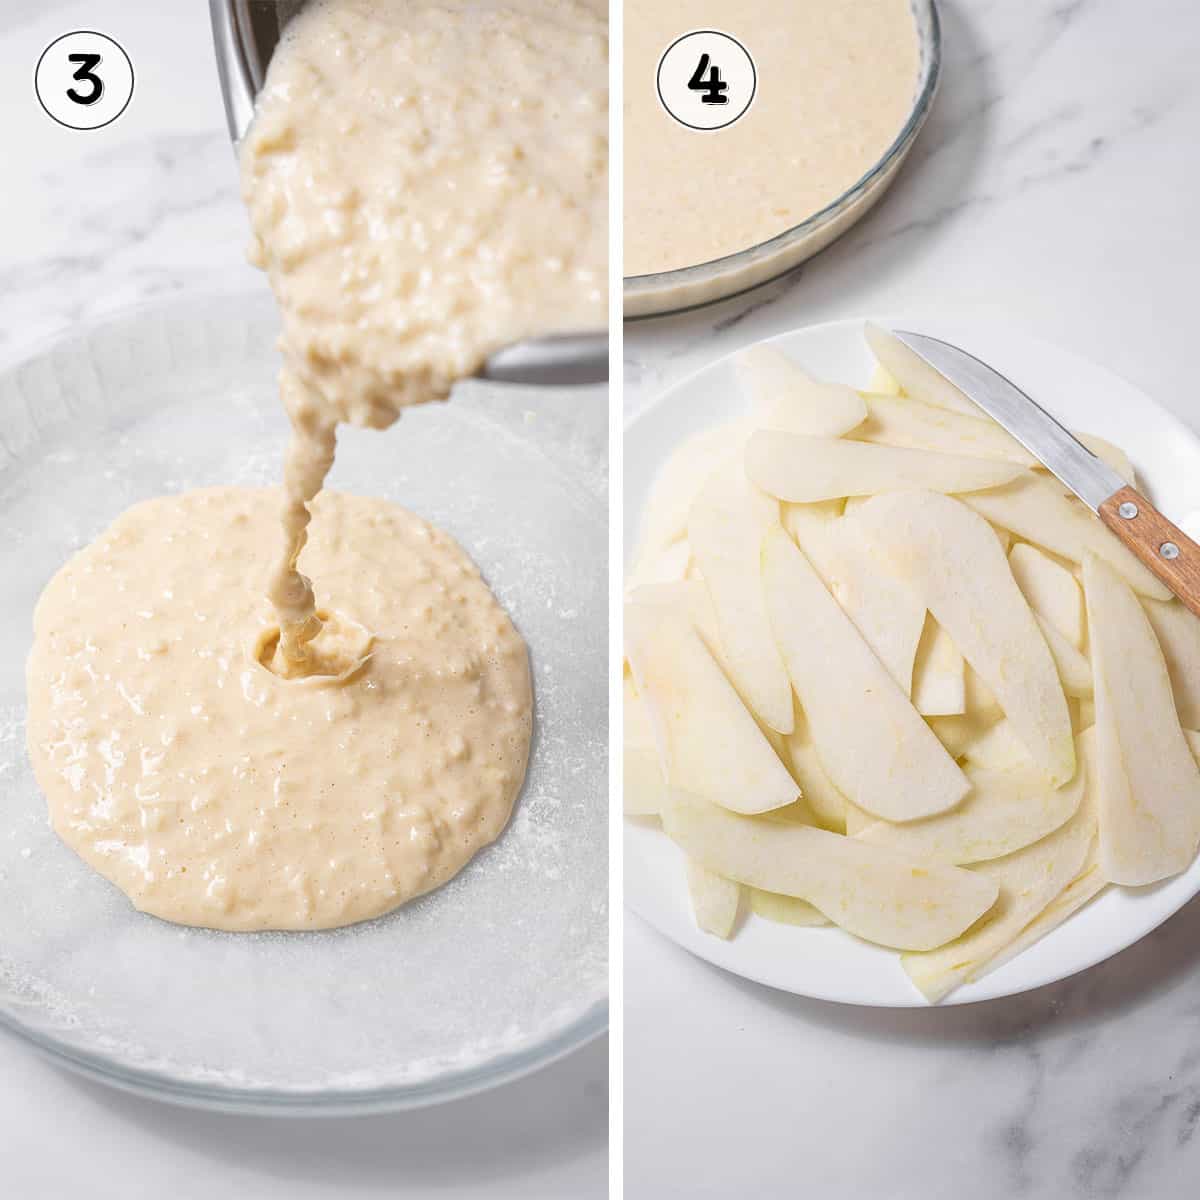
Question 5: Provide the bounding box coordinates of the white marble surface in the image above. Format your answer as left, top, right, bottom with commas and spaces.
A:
625, 1, 1200, 1197
0, 2, 605, 1197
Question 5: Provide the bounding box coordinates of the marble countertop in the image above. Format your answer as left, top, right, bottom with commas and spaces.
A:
624, 1, 1200, 1197
0, 3, 605, 1198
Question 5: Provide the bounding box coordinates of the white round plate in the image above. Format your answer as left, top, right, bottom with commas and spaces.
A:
0, 291, 607, 1110
625, 316, 1200, 1007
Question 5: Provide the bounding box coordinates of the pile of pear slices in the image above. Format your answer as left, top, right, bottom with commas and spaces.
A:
624, 324, 1200, 1003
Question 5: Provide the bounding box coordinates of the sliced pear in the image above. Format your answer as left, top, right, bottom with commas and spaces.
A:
964, 473, 1172, 600
965, 662, 1003, 722
748, 889, 829, 926
624, 600, 798, 815
843, 799, 876, 836
786, 507, 925, 695
745, 431, 1024, 504
631, 424, 742, 569
662, 798, 998, 951
623, 673, 655, 751
625, 538, 691, 594
782, 702, 849, 832
982, 838, 1106, 982
1009, 542, 1085, 649
685, 860, 741, 939
856, 760, 1085, 866
735, 346, 868, 436
912, 618, 966, 716
1082, 553, 1200, 885
928, 710, 1001, 759
867, 364, 902, 395
624, 747, 666, 816
856, 491, 1075, 785
688, 464, 793, 733
857, 393, 1035, 466
1143, 598, 1200, 728
1076, 433, 1135, 485
762, 526, 969, 821
1035, 614, 1092, 698
627, 579, 729, 675
902, 743, 1096, 1002
961, 717, 1032, 771
864, 323, 980, 416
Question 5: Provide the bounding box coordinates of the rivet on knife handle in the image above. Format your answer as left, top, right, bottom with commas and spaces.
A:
1098, 486, 1200, 618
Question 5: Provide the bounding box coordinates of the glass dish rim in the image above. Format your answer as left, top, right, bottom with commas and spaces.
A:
0, 289, 609, 1116
0, 996, 609, 1115
622, 0, 944, 315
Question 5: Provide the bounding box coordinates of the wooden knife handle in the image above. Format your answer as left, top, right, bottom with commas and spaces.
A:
1098, 485, 1200, 617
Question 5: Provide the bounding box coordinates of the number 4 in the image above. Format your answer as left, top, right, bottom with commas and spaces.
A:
687, 53, 728, 106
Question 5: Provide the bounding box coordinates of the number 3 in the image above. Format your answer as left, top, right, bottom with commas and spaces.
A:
66, 52, 104, 106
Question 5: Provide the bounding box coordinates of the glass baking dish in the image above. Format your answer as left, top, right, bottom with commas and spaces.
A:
624, 0, 942, 320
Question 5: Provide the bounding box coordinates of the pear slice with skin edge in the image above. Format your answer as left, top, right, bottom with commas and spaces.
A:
688, 462, 793, 733
745, 430, 1025, 505
1083, 552, 1200, 885
864, 323, 980, 416
624, 599, 798, 816
734, 345, 868, 437
856, 392, 1036, 467
855, 759, 1086, 866
662, 797, 999, 952
685, 859, 741, 939
901, 732, 1098, 1003
963, 473, 1172, 600
855, 490, 1075, 787
762, 525, 969, 822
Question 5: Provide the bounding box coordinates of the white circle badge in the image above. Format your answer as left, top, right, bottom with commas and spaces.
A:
35, 31, 135, 131
657, 30, 756, 132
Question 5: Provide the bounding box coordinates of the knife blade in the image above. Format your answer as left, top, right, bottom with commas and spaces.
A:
892, 330, 1124, 513
889, 328, 1200, 618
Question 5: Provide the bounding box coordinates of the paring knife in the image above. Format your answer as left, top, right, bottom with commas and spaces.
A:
893, 330, 1200, 618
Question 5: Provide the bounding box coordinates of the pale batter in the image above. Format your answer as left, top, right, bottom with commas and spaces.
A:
625, 0, 919, 276
27, 488, 533, 931
241, 0, 608, 668
26, 0, 606, 930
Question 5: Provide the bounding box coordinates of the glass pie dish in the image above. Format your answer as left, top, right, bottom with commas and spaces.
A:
623, 0, 942, 320
0, 291, 608, 1112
